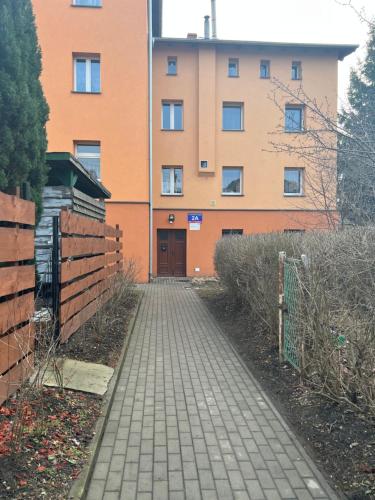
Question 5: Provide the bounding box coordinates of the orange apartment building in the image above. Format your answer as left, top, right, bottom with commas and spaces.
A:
32, 0, 356, 281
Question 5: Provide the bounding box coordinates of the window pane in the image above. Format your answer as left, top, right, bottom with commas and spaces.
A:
76, 144, 100, 155
285, 108, 302, 131
168, 58, 177, 75
284, 169, 301, 194
223, 105, 242, 130
79, 157, 100, 178
223, 168, 241, 193
91, 60, 101, 92
228, 60, 238, 77
162, 168, 171, 193
75, 59, 86, 92
222, 229, 243, 236
174, 168, 182, 194
174, 104, 183, 130
260, 61, 270, 78
162, 103, 171, 129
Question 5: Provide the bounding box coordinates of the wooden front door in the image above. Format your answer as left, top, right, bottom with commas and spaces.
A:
157, 229, 187, 277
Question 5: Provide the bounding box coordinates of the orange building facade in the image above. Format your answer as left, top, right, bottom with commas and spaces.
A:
32, 0, 356, 280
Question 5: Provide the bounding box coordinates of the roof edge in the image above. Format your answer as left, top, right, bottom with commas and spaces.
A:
154, 37, 358, 60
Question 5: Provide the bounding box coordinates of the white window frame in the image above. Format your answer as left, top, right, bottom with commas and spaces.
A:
291, 61, 302, 80
284, 167, 304, 196
222, 102, 244, 131
260, 60, 270, 79
162, 101, 183, 130
222, 167, 243, 196
228, 58, 239, 77
161, 167, 183, 195
74, 56, 101, 93
75, 142, 101, 179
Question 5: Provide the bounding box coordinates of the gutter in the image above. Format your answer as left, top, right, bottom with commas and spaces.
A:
148, 0, 153, 282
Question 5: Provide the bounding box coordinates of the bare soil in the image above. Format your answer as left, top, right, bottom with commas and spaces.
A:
195, 282, 375, 500
0, 289, 138, 499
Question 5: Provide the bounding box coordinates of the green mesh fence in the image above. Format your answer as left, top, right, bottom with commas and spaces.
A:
283, 258, 302, 370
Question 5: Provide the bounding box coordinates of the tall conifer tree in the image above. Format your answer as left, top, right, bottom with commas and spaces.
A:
339, 25, 375, 225
0, 0, 49, 218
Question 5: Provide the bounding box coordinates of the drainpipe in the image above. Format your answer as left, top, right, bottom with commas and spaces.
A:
148, 0, 153, 282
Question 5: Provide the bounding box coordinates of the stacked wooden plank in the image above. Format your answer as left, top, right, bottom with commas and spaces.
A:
59, 210, 123, 343
0, 192, 35, 405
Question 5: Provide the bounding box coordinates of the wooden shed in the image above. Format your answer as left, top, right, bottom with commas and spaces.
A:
36, 152, 111, 285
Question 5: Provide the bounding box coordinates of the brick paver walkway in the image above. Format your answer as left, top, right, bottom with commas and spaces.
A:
87, 283, 337, 500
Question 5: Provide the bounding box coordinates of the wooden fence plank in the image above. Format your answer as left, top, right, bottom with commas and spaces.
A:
60, 268, 106, 303
60, 210, 105, 237
0, 228, 34, 262
0, 266, 35, 298
0, 324, 35, 375
105, 240, 122, 253
105, 252, 123, 266
0, 354, 34, 406
61, 237, 105, 258
0, 191, 35, 225
0, 293, 34, 334
60, 280, 109, 324
104, 225, 116, 238
60, 289, 112, 343
60, 255, 105, 283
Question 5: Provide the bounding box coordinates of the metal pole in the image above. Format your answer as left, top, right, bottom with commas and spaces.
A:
211, 0, 217, 38
278, 251, 286, 363
52, 216, 60, 340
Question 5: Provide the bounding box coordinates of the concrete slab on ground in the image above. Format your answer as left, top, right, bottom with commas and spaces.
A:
42, 358, 114, 396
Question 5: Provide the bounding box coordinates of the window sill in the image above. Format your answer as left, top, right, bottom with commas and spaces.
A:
228, 75, 240, 78
284, 193, 305, 197
284, 130, 305, 134
72, 91, 102, 95
222, 129, 245, 132
71, 3, 102, 7
291, 78, 302, 81
221, 193, 244, 196
161, 129, 184, 132
161, 194, 184, 197
260, 76, 270, 79
166, 73, 177, 76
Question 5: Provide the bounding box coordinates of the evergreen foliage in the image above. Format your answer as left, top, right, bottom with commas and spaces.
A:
0, 0, 49, 219
339, 25, 375, 225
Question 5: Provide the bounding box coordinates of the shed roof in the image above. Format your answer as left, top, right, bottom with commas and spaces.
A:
46, 152, 111, 199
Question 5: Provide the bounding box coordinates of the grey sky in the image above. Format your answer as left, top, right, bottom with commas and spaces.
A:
163, 0, 375, 102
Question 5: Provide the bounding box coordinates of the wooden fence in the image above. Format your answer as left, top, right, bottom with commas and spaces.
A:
0, 192, 35, 405
58, 209, 123, 343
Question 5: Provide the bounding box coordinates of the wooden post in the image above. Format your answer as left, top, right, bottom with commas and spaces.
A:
116, 224, 121, 277
278, 252, 286, 363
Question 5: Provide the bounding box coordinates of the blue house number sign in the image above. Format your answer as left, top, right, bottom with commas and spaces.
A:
188, 213, 203, 223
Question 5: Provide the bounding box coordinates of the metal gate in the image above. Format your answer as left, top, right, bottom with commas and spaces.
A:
279, 253, 304, 370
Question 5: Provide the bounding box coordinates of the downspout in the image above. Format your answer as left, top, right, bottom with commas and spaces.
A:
148, 0, 153, 282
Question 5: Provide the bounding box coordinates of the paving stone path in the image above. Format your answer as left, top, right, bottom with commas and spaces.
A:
87, 282, 338, 500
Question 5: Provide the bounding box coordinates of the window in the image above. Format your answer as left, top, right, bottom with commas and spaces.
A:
162, 167, 183, 195
222, 229, 243, 237
222, 167, 243, 195
167, 57, 177, 75
291, 61, 302, 80
74, 56, 100, 93
284, 229, 305, 234
284, 168, 303, 195
285, 106, 303, 132
162, 101, 183, 130
73, 0, 102, 6
75, 143, 101, 179
223, 103, 243, 131
228, 58, 239, 77
260, 60, 270, 79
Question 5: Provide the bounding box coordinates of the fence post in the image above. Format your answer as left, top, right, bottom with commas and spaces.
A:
116, 224, 121, 275
278, 251, 286, 363
52, 216, 60, 340
300, 254, 309, 375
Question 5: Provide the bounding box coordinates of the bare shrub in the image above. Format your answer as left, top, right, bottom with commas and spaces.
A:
215, 229, 375, 415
